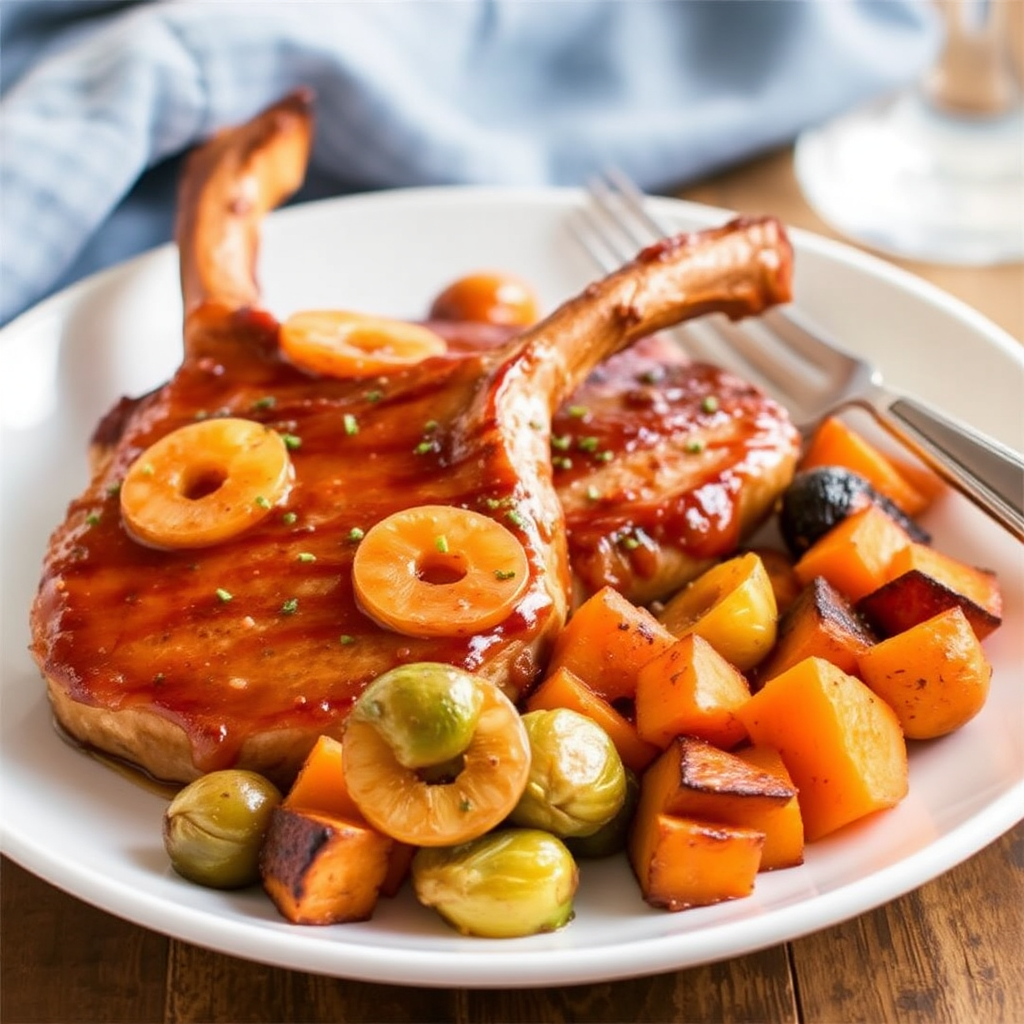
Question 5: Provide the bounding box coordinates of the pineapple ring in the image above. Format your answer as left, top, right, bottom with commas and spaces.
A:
120, 418, 293, 549
343, 675, 531, 847
352, 504, 530, 638
280, 310, 447, 378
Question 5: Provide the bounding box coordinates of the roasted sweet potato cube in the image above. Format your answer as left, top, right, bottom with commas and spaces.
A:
283, 733, 412, 897
635, 634, 750, 750
858, 568, 1001, 641
758, 576, 877, 682
636, 735, 796, 837
736, 657, 908, 841
628, 812, 764, 910
733, 745, 805, 870
547, 585, 676, 701
799, 416, 930, 516
283, 734, 362, 818
261, 806, 392, 925
793, 504, 911, 602
883, 543, 1002, 620
857, 607, 992, 739
525, 666, 660, 774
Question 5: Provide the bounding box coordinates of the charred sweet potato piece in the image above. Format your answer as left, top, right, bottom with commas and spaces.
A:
757, 576, 877, 683
736, 656, 908, 841
282, 734, 412, 897
635, 634, 750, 750
546, 586, 676, 702
857, 607, 992, 739
858, 568, 1002, 641
799, 416, 930, 516
634, 735, 796, 847
732, 745, 805, 869
628, 812, 764, 911
525, 665, 660, 774
260, 805, 393, 924
793, 504, 912, 603
883, 543, 1002, 620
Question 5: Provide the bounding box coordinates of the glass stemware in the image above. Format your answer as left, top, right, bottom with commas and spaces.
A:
794, 0, 1023, 266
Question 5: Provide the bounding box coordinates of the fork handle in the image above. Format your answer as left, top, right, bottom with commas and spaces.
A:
874, 394, 1024, 541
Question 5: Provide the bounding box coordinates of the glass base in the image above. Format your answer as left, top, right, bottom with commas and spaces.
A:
795, 91, 1024, 266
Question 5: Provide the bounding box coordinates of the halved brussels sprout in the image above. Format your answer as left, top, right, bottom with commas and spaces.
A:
509, 708, 626, 838
411, 828, 578, 937
351, 662, 484, 769
162, 769, 282, 888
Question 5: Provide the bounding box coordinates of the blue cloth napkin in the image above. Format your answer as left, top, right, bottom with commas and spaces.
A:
0, 0, 939, 327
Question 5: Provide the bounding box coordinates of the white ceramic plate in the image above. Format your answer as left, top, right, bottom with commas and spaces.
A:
2, 188, 1022, 988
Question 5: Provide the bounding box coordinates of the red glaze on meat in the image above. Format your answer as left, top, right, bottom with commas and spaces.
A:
30, 92, 796, 785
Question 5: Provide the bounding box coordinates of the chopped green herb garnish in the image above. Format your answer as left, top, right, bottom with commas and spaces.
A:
252, 395, 277, 411
414, 440, 438, 456
215, 588, 233, 603
577, 436, 599, 452
553, 456, 572, 471
459, 798, 473, 813
567, 405, 589, 419
435, 535, 449, 554
622, 536, 640, 551
348, 527, 365, 542
281, 433, 302, 450
141, 462, 155, 476
505, 509, 526, 529
551, 434, 571, 451
364, 388, 384, 403
494, 569, 517, 581
339, 634, 356, 646
85, 512, 101, 527
282, 511, 298, 526
280, 598, 299, 615
423, 419, 439, 433
595, 450, 614, 463
685, 439, 705, 454
343, 413, 359, 436
701, 395, 720, 414
586, 485, 601, 502
528, 419, 543, 431
254, 495, 271, 510
106, 481, 122, 496
297, 552, 316, 563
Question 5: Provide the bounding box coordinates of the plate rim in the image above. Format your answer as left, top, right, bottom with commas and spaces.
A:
2, 184, 1022, 988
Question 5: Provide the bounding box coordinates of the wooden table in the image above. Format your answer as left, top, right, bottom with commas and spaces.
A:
3, 147, 1022, 1024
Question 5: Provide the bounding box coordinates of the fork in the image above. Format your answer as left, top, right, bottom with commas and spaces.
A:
571, 170, 1024, 542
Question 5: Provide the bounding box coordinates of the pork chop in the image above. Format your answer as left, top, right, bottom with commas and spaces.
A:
31, 91, 795, 786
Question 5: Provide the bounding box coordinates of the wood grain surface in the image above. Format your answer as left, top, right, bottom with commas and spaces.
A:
3, 145, 1022, 1024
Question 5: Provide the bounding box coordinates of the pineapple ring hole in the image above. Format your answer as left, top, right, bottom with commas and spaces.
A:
415, 552, 469, 586
180, 465, 229, 501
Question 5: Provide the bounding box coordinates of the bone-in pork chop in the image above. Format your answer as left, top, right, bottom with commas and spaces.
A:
30, 92, 796, 786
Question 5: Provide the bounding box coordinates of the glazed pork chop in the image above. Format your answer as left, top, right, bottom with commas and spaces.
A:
31, 92, 796, 785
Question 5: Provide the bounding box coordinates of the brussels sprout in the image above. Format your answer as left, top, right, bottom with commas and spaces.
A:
351, 662, 484, 769
163, 769, 282, 888
509, 708, 626, 838
565, 767, 640, 859
412, 828, 578, 937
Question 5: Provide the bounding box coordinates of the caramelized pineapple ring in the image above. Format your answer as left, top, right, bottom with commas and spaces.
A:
343, 673, 531, 846
352, 505, 530, 638
280, 310, 447, 378
120, 418, 293, 549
